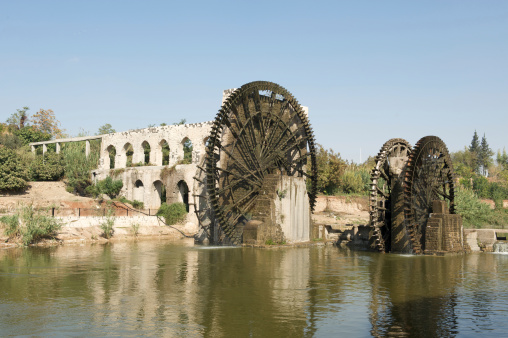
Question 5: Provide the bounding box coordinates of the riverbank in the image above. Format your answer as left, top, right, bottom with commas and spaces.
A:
0, 181, 371, 248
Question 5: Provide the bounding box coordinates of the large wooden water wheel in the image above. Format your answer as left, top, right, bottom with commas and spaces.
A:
403, 136, 456, 254
369, 138, 412, 252
204, 81, 317, 244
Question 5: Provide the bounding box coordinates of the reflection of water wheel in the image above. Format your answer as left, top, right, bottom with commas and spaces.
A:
403, 136, 455, 254
369, 138, 411, 252
205, 81, 317, 245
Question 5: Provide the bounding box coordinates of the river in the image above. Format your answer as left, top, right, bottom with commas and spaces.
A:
1, 240, 507, 337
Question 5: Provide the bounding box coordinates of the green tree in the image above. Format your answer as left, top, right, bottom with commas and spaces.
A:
173, 119, 186, 125
13, 126, 52, 145
0, 146, 30, 192
182, 139, 193, 164
30, 109, 64, 138
6, 107, 30, 130
0, 133, 25, 150
85, 177, 123, 199
61, 140, 100, 195
314, 144, 347, 195
479, 134, 494, 176
30, 152, 64, 181
497, 148, 508, 171
96, 123, 116, 135
469, 130, 480, 174
451, 147, 477, 179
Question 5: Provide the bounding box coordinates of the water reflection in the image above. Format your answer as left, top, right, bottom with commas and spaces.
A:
1, 243, 508, 336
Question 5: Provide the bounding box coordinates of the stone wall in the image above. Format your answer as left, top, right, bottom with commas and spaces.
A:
275, 175, 311, 243
424, 201, 465, 254
98, 122, 212, 170
244, 174, 311, 245
92, 122, 213, 216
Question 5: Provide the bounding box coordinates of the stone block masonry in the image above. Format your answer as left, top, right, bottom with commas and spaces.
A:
424, 200, 465, 254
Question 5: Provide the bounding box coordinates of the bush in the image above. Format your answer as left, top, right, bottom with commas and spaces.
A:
30, 152, 64, 181
338, 167, 370, 195
62, 140, 100, 195
0, 133, 24, 150
455, 188, 493, 228
131, 200, 144, 209
85, 177, 123, 199
13, 126, 51, 145
0, 205, 62, 245
157, 202, 187, 225
0, 146, 30, 192
100, 210, 115, 239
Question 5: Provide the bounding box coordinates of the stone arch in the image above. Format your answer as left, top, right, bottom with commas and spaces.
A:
142, 140, 151, 164
124, 142, 134, 167
177, 180, 189, 212
106, 145, 116, 169
203, 136, 209, 146
153, 180, 166, 207
133, 179, 144, 203
181, 137, 193, 164
160, 139, 170, 166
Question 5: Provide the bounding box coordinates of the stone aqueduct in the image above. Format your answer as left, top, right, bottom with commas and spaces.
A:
31, 121, 214, 220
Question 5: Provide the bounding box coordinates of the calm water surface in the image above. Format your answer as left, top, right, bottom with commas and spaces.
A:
1, 240, 507, 337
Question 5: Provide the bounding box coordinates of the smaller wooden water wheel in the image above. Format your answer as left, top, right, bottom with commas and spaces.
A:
369, 138, 411, 252
403, 136, 455, 254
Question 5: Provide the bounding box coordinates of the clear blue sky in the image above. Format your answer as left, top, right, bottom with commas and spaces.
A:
1, 0, 507, 162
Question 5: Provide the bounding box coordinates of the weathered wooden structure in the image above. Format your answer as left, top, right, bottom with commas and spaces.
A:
194, 81, 317, 245
369, 136, 465, 254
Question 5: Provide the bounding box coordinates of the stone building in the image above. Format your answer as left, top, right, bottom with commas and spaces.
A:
92, 121, 212, 213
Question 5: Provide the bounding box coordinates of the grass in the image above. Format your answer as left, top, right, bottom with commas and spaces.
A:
117, 196, 144, 209
131, 223, 140, 236
100, 209, 115, 239
265, 239, 286, 245
0, 205, 62, 245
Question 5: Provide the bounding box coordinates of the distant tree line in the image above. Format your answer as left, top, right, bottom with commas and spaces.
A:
0, 107, 112, 194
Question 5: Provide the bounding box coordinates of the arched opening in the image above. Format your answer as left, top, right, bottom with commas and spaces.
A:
153, 180, 166, 207
203, 137, 209, 146
133, 179, 144, 203
142, 141, 150, 164
182, 137, 193, 164
107, 145, 116, 169
124, 143, 133, 167
177, 180, 189, 212
160, 140, 170, 165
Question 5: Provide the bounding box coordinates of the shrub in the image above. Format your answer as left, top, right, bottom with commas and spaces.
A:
455, 187, 492, 228
339, 169, 365, 194
131, 223, 140, 236
0, 146, 30, 192
116, 196, 143, 209
0, 133, 24, 150
13, 126, 51, 145
0, 205, 62, 245
100, 209, 115, 239
131, 200, 144, 209
85, 177, 123, 199
62, 140, 100, 195
30, 152, 64, 181
157, 202, 187, 225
